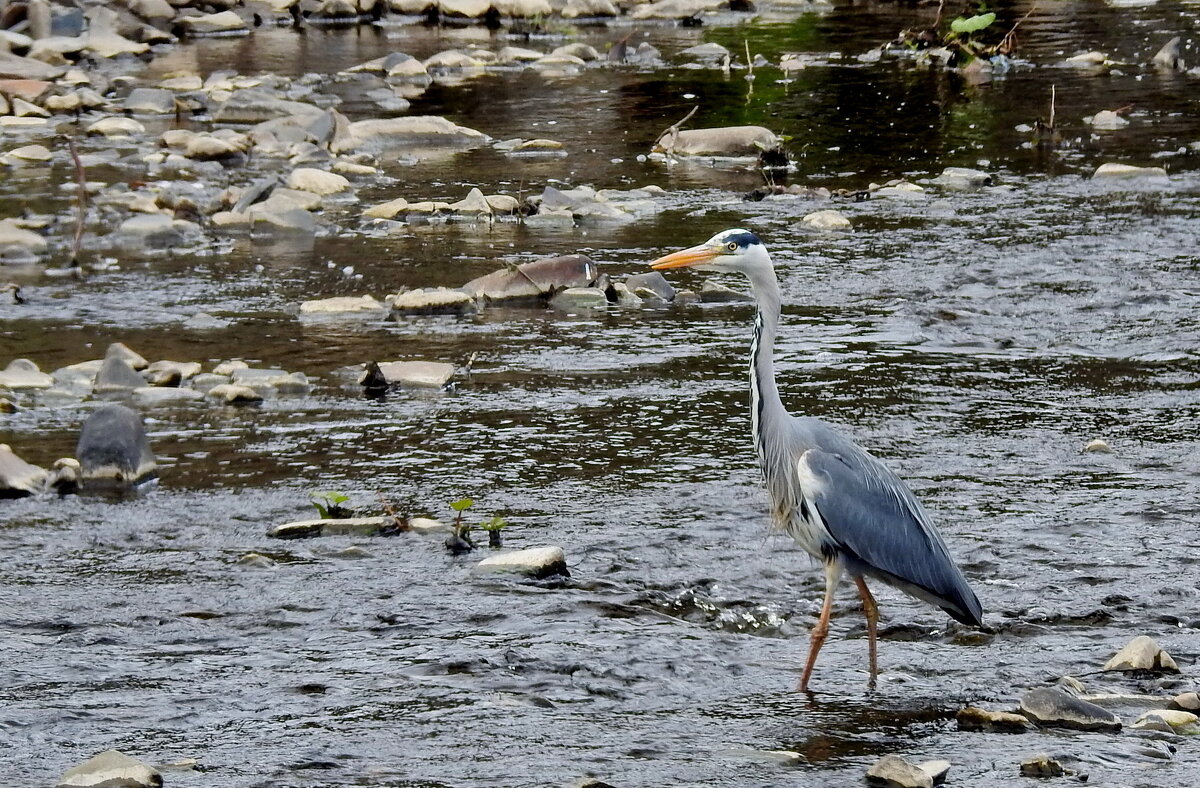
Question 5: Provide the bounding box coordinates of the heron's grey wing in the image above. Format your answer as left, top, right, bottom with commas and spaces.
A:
798, 448, 983, 626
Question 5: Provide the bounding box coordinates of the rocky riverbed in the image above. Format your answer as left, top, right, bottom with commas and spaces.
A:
3, 0, 1200, 785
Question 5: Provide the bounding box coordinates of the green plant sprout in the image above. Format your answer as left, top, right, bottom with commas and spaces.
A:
310, 491, 351, 519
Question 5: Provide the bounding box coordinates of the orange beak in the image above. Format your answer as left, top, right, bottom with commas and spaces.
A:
650, 244, 719, 270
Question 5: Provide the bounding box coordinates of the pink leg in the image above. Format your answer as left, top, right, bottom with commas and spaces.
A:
798, 562, 842, 692
854, 576, 879, 688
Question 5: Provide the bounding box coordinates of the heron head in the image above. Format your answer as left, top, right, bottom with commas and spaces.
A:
650, 228, 768, 275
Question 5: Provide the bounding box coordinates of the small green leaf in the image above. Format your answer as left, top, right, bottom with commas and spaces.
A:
481, 516, 507, 531
450, 498, 474, 512
951, 13, 996, 34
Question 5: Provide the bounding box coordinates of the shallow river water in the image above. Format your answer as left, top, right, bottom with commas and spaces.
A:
2, 1, 1200, 786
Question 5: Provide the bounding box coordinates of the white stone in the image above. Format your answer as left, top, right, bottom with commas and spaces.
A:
1092, 163, 1169, 182
56, 750, 161, 788
449, 187, 492, 216
1132, 709, 1198, 732
300, 295, 387, 314
287, 167, 351, 196
864, 754, 933, 788
473, 546, 569, 578
177, 11, 249, 35
1103, 635, 1179, 672
364, 197, 409, 219
801, 209, 851, 230
0, 219, 48, 256
931, 167, 993, 189
0, 359, 53, 389
1089, 110, 1129, 130
389, 287, 475, 314
87, 117, 146, 138
206, 383, 264, 404
374, 360, 454, 387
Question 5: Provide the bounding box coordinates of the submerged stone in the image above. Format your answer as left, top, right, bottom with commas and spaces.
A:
801, 209, 852, 230
1019, 687, 1121, 731
473, 546, 569, 579
1019, 754, 1064, 778
389, 287, 476, 315
367, 360, 455, 387
931, 167, 994, 190
1102, 635, 1179, 673
462, 254, 598, 303
300, 295, 387, 314
56, 749, 162, 788
0, 444, 47, 498
956, 706, 1035, 733
550, 287, 608, 311
865, 754, 932, 788
625, 272, 675, 302
268, 516, 401, 539
0, 358, 53, 389
76, 404, 157, 488
654, 125, 778, 156
331, 116, 488, 154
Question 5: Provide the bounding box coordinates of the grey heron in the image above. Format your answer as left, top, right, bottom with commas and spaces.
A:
651, 229, 983, 691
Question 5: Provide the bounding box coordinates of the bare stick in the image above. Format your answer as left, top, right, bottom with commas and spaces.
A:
1049, 84, 1055, 130
66, 137, 87, 268
656, 105, 698, 155
745, 39, 753, 74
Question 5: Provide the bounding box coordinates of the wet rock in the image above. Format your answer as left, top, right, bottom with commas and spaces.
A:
389, 287, 477, 315
625, 272, 675, 302
463, 254, 598, 303
142, 361, 201, 387
1084, 438, 1111, 453
1092, 162, 1170, 183
632, 0, 722, 20
680, 42, 731, 63
237, 552, 275, 568
497, 0, 554, 15
551, 287, 608, 311
1152, 37, 1184, 71
956, 706, 1035, 733
700, 280, 753, 303
498, 138, 566, 156
287, 167, 350, 196
48, 457, 80, 495
523, 209, 574, 229
268, 516, 400, 539
917, 761, 950, 786
449, 187, 492, 218
94, 353, 146, 394
486, 194, 519, 215
1019, 754, 1064, 778
1131, 709, 1198, 732
76, 404, 157, 487
332, 115, 488, 154
367, 360, 455, 387
231, 368, 309, 395
473, 546, 569, 579
250, 207, 316, 234
1102, 635, 1179, 673
654, 125, 779, 156
56, 749, 162, 788
205, 383, 264, 404
610, 282, 642, 307
865, 754, 932, 788
440, 0, 491, 16
561, 0, 618, 16
87, 116, 146, 138
0, 219, 48, 260
0, 358, 53, 389
177, 11, 249, 36
300, 295, 387, 314
114, 214, 184, 249
931, 167, 993, 189
0, 51, 66, 80
409, 517, 449, 534
2, 144, 53, 164
1167, 691, 1200, 711
364, 197, 409, 219
214, 360, 249, 376
1019, 686, 1122, 731
801, 209, 851, 230
132, 386, 204, 407
312, 0, 364, 18
185, 134, 246, 161
1089, 110, 1128, 130
10, 97, 49, 118
216, 89, 320, 124
0, 444, 47, 498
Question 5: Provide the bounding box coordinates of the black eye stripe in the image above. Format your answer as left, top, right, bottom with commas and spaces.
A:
721, 231, 762, 249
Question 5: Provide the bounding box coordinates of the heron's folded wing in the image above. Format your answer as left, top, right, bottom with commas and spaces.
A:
799, 448, 983, 625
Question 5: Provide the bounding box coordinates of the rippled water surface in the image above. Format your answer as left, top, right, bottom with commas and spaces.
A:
3, 1, 1200, 786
